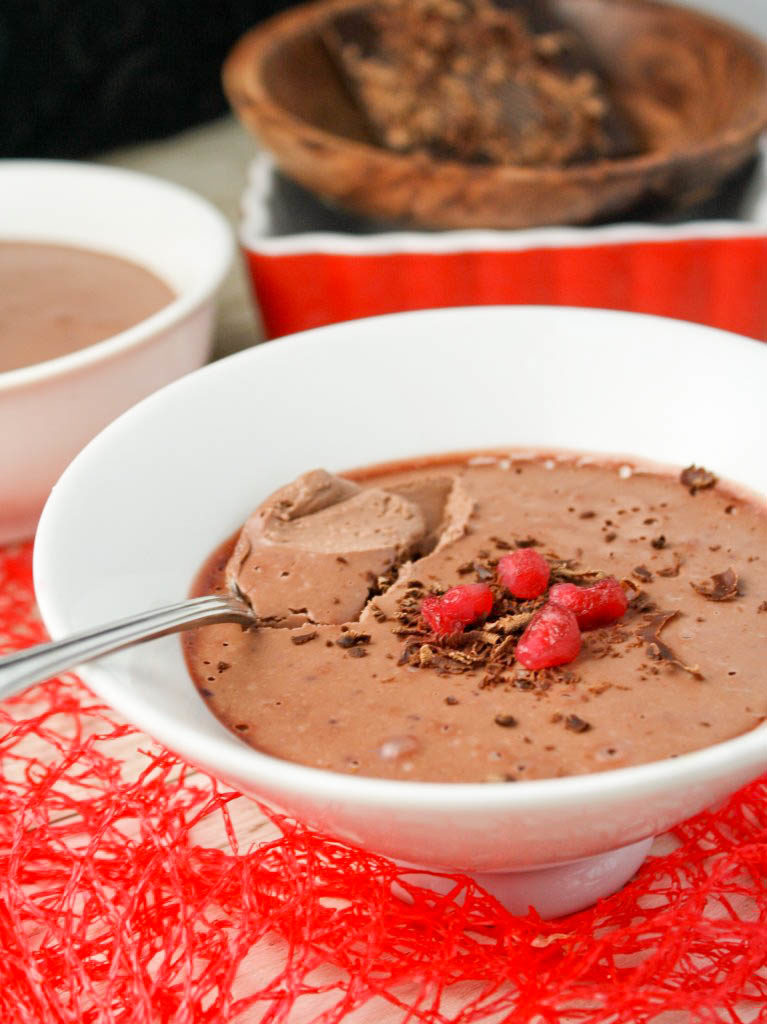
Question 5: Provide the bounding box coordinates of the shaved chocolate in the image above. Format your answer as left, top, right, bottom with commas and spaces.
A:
637, 611, 703, 679
564, 714, 591, 733
490, 536, 513, 550
680, 465, 718, 495
690, 568, 740, 602
651, 535, 667, 550
291, 631, 318, 646
632, 566, 654, 583
494, 713, 518, 728
759, 601, 767, 614
336, 631, 371, 648
657, 555, 683, 579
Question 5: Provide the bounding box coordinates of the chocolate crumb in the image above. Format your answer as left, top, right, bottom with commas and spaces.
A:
216, 661, 231, 672
632, 565, 654, 583
579, 510, 596, 519
199, 688, 213, 698
457, 561, 475, 575
758, 601, 767, 613
445, 696, 459, 705
234, 723, 249, 732
657, 555, 683, 578
515, 537, 539, 548
336, 631, 371, 648
680, 465, 718, 495
490, 536, 513, 550
347, 647, 368, 659
336, 556, 348, 565
651, 535, 666, 550
494, 713, 518, 728
690, 568, 740, 602
565, 714, 591, 733
291, 631, 318, 646
605, 532, 617, 543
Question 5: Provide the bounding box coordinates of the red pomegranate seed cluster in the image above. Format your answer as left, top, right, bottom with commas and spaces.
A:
420, 550, 629, 670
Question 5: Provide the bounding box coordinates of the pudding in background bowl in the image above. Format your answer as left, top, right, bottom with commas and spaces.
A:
0, 160, 232, 543
32, 307, 767, 917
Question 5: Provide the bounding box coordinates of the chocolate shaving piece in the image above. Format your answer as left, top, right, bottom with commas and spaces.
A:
637, 611, 703, 679
336, 631, 371, 648
515, 537, 539, 548
418, 644, 435, 667
216, 661, 231, 672
291, 631, 318, 646
605, 532, 617, 543
485, 611, 536, 635
494, 713, 518, 728
457, 561, 475, 575
564, 714, 591, 733
370, 603, 388, 623
578, 510, 596, 519
680, 465, 718, 495
690, 568, 740, 602
490, 536, 513, 550
657, 555, 683, 578
347, 646, 368, 658
632, 566, 654, 583
445, 696, 459, 705
550, 562, 608, 584
651, 535, 667, 550
758, 601, 767, 614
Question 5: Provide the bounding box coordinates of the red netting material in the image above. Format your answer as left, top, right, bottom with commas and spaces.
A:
2, 541, 767, 1023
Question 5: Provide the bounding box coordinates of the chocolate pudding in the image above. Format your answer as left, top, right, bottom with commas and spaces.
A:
0, 241, 175, 372
184, 452, 767, 782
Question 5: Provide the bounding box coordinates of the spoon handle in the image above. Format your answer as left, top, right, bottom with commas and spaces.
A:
0, 594, 252, 701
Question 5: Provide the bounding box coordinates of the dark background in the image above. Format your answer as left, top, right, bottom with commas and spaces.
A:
0, 1, 295, 158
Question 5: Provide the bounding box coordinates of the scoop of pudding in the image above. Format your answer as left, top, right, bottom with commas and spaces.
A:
226, 469, 473, 626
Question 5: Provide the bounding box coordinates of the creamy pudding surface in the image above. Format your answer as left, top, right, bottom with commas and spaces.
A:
0, 241, 175, 372
184, 453, 767, 783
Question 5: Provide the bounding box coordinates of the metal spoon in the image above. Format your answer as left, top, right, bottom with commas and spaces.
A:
0, 592, 254, 701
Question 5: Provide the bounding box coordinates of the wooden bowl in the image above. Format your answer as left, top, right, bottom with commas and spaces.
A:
223, 0, 767, 230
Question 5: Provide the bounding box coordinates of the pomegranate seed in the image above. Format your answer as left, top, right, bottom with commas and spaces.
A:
497, 548, 550, 599
421, 583, 494, 636
548, 577, 628, 631
515, 602, 581, 670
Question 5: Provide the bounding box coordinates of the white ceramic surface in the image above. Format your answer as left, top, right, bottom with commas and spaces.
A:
33, 307, 767, 917
0, 160, 232, 543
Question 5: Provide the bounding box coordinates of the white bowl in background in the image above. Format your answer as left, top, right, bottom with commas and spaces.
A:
0, 160, 232, 543
33, 307, 767, 917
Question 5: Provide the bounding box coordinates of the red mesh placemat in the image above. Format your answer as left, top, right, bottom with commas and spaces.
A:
2, 540, 767, 1023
